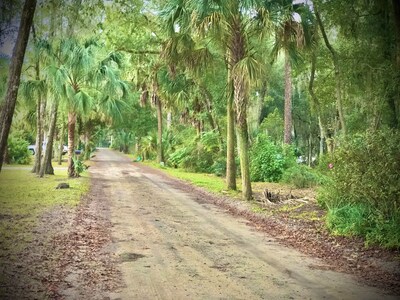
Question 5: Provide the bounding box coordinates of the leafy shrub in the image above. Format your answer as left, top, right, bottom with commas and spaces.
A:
211, 157, 226, 177
314, 153, 334, 175
249, 136, 295, 182
168, 147, 191, 168
281, 164, 319, 188
7, 135, 31, 164
72, 156, 86, 176
365, 212, 400, 249
318, 129, 400, 248
167, 130, 222, 173
259, 108, 284, 144
318, 129, 400, 215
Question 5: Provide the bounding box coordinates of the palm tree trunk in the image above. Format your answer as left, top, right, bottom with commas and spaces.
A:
234, 74, 252, 200
0, 0, 37, 172
67, 111, 76, 177
284, 49, 292, 144
39, 101, 58, 177
226, 72, 237, 190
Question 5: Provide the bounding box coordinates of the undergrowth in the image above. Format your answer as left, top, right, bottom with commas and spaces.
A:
318, 129, 400, 249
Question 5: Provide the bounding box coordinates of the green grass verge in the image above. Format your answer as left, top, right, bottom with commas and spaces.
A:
0, 167, 89, 252
141, 160, 241, 197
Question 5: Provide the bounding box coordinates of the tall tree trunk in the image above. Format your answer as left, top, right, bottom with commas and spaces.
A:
31, 24, 45, 174
58, 122, 65, 165
39, 101, 58, 177
67, 111, 76, 177
308, 51, 326, 157
234, 74, 252, 200
226, 69, 237, 190
318, 116, 325, 157
152, 77, 164, 163
315, 7, 346, 135
284, 49, 292, 144
155, 96, 164, 163
0, 0, 37, 172
32, 91, 43, 174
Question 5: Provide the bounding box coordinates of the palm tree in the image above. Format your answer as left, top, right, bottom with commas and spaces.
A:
49, 38, 128, 177
20, 35, 52, 174
267, 0, 315, 144
162, 0, 262, 200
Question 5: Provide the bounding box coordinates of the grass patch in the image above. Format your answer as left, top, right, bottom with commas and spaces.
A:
250, 204, 267, 214
0, 167, 89, 252
325, 203, 400, 249
277, 203, 304, 213
291, 210, 322, 221
142, 161, 241, 197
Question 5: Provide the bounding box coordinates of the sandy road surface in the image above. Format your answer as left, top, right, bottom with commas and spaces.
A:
80, 148, 394, 299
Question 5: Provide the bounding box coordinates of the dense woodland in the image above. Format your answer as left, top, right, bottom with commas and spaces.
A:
0, 0, 399, 248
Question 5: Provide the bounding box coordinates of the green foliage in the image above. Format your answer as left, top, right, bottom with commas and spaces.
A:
365, 212, 400, 249
168, 147, 191, 168
211, 157, 227, 177
318, 129, 400, 214
249, 136, 295, 182
110, 129, 134, 153
318, 129, 400, 248
6, 134, 31, 165
326, 204, 400, 249
260, 105, 284, 144
72, 156, 86, 176
140, 134, 157, 160
281, 164, 319, 188
166, 130, 222, 174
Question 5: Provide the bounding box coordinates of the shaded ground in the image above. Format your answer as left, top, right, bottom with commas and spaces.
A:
1, 148, 399, 299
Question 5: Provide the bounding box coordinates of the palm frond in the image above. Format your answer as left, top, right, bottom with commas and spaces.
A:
232, 50, 264, 87
19, 79, 46, 102
74, 89, 93, 114
101, 51, 124, 68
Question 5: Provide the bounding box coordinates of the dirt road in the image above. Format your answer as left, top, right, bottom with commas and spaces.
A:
60, 148, 396, 299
